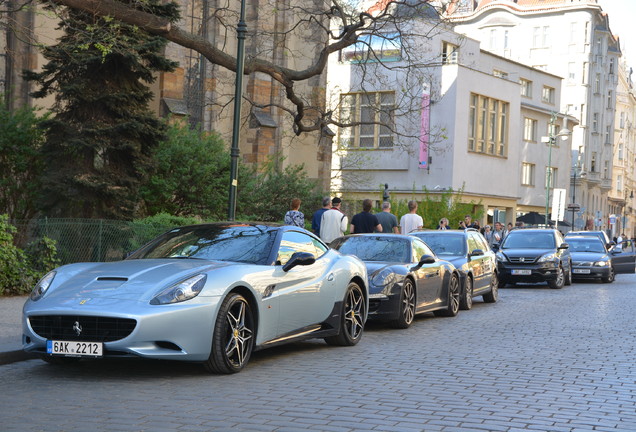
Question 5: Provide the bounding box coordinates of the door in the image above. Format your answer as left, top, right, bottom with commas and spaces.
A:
412, 238, 445, 308
273, 231, 335, 337
611, 239, 636, 274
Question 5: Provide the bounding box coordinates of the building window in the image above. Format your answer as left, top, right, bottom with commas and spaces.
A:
542, 86, 555, 104
580, 104, 586, 125
567, 63, 576, 83
545, 167, 558, 189
442, 41, 459, 64
522, 163, 535, 186
594, 73, 601, 93
609, 58, 615, 75
569, 22, 577, 45
617, 175, 623, 192
338, 91, 395, 148
604, 160, 609, 179
582, 62, 589, 84
591, 152, 597, 172
468, 93, 509, 156
520, 79, 532, 97
592, 113, 598, 133
493, 69, 508, 79
619, 142, 624, 160
607, 90, 613, 109
341, 33, 402, 63
524, 118, 537, 142
605, 125, 611, 144
620, 112, 625, 128
532, 26, 550, 48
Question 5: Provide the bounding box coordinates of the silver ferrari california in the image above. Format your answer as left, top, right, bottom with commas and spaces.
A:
23, 223, 368, 373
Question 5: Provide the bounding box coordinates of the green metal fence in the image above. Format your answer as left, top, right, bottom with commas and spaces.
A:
12, 219, 175, 265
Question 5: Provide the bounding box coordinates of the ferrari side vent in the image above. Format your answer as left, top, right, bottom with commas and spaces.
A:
29, 315, 136, 342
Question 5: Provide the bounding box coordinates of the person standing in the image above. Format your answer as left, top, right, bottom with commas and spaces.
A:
482, 224, 494, 244
375, 201, 399, 234
351, 199, 382, 234
320, 197, 348, 243
437, 218, 449, 230
311, 197, 331, 235
284, 198, 304, 227
492, 221, 505, 246
400, 200, 424, 234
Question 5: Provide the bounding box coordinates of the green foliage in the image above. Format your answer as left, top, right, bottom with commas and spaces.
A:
25, 1, 179, 220
0, 101, 48, 220
375, 185, 483, 229
237, 156, 322, 223
0, 215, 59, 296
141, 122, 231, 219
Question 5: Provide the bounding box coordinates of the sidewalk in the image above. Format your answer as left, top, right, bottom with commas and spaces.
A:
0, 295, 36, 364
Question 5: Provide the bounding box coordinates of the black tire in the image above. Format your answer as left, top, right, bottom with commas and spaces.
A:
203, 293, 255, 374
483, 272, 499, 303
602, 266, 615, 283
434, 273, 460, 317
325, 282, 366, 346
547, 266, 565, 289
459, 275, 473, 311
391, 278, 416, 329
564, 263, 572, 286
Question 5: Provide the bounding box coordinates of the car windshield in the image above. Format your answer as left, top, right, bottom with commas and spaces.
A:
335, 236, 411, 263
411, 233, 466, 256
567, 239, 606, 253
128, 225, 277, 264
502, 232, 555, 249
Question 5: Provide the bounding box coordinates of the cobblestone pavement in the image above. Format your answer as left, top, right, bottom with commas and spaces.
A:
2, 274, 636, 432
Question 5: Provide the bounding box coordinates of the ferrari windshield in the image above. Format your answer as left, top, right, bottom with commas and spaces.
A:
129, 225, 277, 264
411, 233, 466, 256
335, 236, 411, 263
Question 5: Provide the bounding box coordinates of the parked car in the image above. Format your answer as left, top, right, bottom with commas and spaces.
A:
23, 223, 368, 374
493, 228, 572, 289
330, 234, 460, 329
409, 229, 498, 310
565, 230, 613, 250
566, 235, 636, 282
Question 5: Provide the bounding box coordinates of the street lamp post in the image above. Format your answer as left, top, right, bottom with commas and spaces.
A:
227, 0, 248, 221
542, 113, 571, 227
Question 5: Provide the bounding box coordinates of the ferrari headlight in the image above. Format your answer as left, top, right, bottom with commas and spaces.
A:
371, 268, 397, 287
593, 260, 609, 267
538, 253, 557, 263
150, 274, 207, 305
30, 271, 56, 301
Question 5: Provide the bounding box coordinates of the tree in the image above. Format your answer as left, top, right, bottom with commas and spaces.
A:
141, 121, 231, 220
25, 0, 180, 219
43, 0, 452, 142
0, 101, 47, 221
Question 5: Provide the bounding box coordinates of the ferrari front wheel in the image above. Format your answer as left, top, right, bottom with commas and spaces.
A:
325, 282, 366, 346
204, 293, 254, 374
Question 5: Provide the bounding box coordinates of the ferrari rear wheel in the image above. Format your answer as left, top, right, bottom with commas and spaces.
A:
204, 293, 254, 374
391, 278, 416, 329
434, 273, 460, 317
325, 281, 366, 346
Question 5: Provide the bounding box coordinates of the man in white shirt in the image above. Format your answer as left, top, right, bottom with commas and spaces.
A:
400, 200, 423, 234
320, 197, 348, 244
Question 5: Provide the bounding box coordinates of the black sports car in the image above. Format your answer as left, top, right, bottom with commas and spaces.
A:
330, 234, 460, 329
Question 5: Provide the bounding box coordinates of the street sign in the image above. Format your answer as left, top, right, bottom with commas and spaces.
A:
551, 188, 567, 221
567, 203, 581, 211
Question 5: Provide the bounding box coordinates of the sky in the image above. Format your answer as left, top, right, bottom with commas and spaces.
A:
598, 0, 636, 70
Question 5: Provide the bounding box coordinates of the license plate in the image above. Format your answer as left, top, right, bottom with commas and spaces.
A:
511, 269, 532, 275
47, 340, 103, 357
573, 269, 591, 274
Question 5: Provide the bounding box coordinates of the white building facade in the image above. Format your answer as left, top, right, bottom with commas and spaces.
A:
327, 10, 573, 226
447, 0, 621, 231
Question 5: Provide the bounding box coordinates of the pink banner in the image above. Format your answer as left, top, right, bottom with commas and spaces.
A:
419, 86, 430, 169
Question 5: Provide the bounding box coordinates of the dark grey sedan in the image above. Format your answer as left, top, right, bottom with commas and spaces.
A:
568, 236, 635, 282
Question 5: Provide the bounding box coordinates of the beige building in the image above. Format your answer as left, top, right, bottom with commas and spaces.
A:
446, 0, 622, 232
